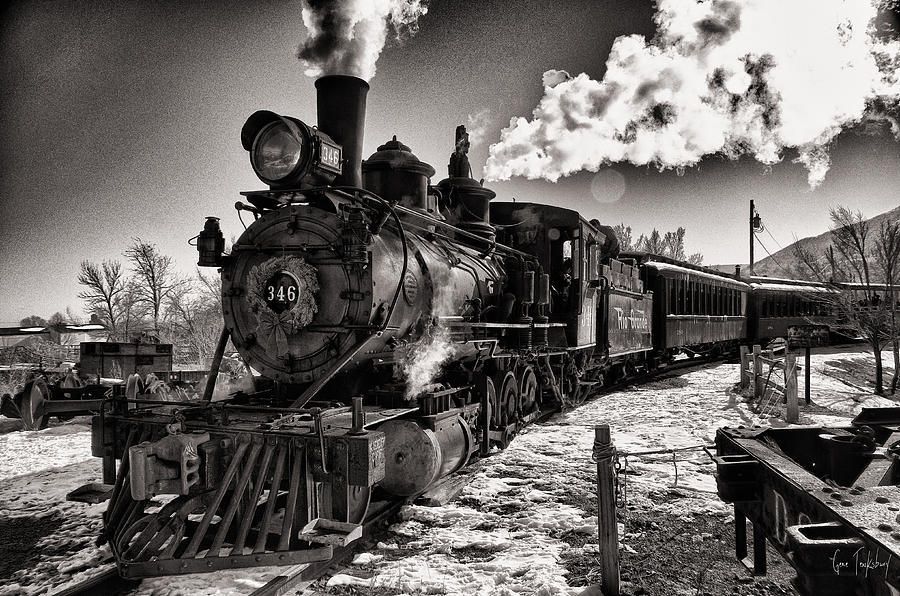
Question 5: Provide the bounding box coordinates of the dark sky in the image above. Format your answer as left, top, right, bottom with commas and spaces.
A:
2, 0, 899, 323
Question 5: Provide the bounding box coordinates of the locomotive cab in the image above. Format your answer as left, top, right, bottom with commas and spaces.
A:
492, 203, 607, 348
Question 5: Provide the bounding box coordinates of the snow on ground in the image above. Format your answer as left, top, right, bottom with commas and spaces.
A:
0, 420, 93, 479
0, 345, 893, 595
0, 422, 291, 595
315, 347, 893, 595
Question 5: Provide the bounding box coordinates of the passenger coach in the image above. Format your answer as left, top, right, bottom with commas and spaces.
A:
747, 277, 833, 343
621, 253, 749, 358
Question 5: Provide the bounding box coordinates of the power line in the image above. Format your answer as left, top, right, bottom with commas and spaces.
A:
754, 232, 790, 275
764, 225, 784, 251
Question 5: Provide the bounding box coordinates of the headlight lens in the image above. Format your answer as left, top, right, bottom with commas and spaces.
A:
252, 121, 303, 182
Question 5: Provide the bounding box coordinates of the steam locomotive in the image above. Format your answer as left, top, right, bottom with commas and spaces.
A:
84, 75, 829, 578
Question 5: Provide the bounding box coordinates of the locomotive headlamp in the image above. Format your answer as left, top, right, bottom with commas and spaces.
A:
241, 110, 343, 189
253, 120, 304, 182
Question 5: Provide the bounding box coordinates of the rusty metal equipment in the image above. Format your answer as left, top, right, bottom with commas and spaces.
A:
2, 342, 180, 430
715, 409, 900, 595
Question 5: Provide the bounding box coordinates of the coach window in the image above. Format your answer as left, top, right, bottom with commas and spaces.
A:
684, 280, 694, 315
696, 281, 701, 314
689, 280, 695, 314
668, 279, 675, 314
679, 279, 686, 314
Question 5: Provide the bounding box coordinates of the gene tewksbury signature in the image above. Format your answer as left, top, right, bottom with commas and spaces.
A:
830, 547, 892, 577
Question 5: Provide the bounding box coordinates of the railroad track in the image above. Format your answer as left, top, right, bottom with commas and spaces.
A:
47, 353, 727, 596
49, 497, 407, 596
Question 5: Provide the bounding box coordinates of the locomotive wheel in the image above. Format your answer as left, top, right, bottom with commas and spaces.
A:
518, 366, 538, 415
18, 379, 49, 431
497, 371, 519, 426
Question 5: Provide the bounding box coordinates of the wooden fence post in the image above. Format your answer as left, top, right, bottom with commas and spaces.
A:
594, 425, 620, 596
740, 345, 750, 389
785, 352, 799, 424
753, 345, 762, 399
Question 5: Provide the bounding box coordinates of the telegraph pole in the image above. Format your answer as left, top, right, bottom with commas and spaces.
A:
749, 200, 762, 276
749, 199, 755, 276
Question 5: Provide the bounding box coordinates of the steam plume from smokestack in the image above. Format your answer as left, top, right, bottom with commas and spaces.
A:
298, 0, 428, 82
484, 0, 900, 188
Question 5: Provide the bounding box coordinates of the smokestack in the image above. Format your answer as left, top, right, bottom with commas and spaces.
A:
316, 75, 369, 188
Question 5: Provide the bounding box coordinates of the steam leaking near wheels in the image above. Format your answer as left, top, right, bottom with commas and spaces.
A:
402, 272, 459, 400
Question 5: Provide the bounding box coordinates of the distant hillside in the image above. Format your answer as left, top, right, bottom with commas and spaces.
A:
746, 205, 900, 280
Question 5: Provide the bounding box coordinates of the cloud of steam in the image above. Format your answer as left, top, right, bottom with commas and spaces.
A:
466, 109, 492, 148
297, 0, 428, 81
402, 273, 458, 399
484, 0, 900, 188
402, 325, 456, 399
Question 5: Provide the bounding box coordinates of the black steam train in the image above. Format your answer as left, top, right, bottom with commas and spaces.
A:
84, 75, 830, 578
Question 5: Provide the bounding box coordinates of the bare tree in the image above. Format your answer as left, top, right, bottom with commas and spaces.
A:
19, 315, 47, 327
118, 280, 151, 342
829, 207, 872, 289
794, 206, 895, 395
77, 260, 125, 338
875, 219, 900, 393
630, 226, 704, 264
165, 270, 223, 364
637, 229, 666, 254
613, 223, 633, 251
125, 238, 181, 338
663, 228, 687, 260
